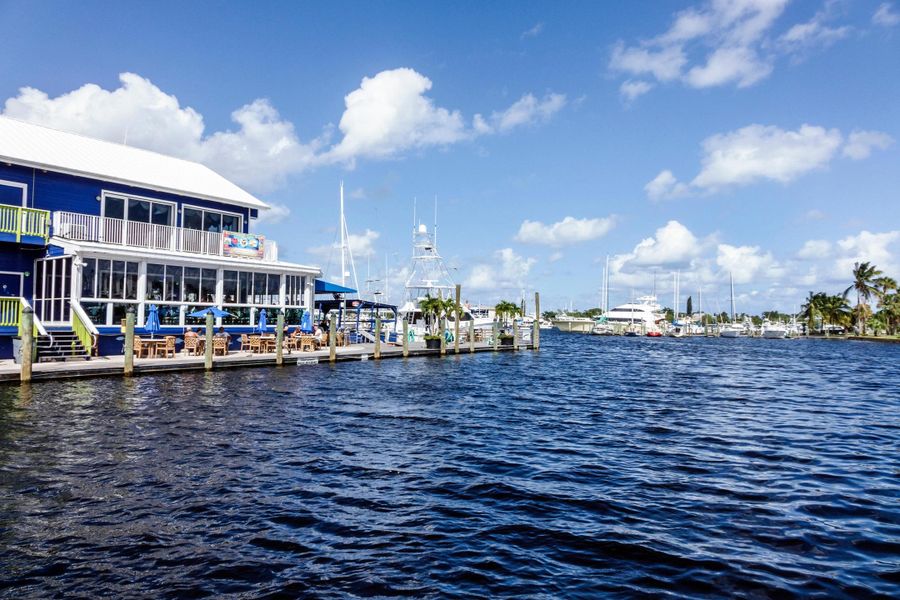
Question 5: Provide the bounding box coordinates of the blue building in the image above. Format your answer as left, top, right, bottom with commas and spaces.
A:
0, 116, 320, 360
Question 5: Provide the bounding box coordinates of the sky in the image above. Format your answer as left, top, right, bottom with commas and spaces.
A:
2, 0, 899, 314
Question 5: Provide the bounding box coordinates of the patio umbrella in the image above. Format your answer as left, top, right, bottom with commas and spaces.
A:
299, 309, 312, 333
146, 304, 161, 339
257, 308, 268, 333
188, 306, 233, 318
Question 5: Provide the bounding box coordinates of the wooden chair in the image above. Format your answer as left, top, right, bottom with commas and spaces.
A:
248, 335, 262, 353
133, 337, 151, 358
300, 335, 316, 352
239, 334, 251, 353
183, 335, 199, 356
160, 336, 176, 358
213, 337, 228, 356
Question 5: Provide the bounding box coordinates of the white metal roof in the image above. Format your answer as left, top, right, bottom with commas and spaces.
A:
0, 116, 269, 211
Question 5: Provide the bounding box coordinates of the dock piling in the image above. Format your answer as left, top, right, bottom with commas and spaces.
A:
275, 311, 284, 366
20, 306, 33, 383
469, 320, 474, 353
402, 319, 409, 357
533, 292, 541, 350
374, 315, 381, 359
440, 317, 446, 355
124, 307, 135, 376
204, 312, 213, 371
492, 321, 499, 352
454, 284, 461, 354
329, 314, 336, 362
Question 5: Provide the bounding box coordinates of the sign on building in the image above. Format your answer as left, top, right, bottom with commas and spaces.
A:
222, 231, 265, 259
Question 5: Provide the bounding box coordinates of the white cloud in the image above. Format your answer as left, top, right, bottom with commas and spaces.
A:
609, 0, 854, 96
466, 248, 536, 291
307, 229, 380, 264
515, 216, 615, 246
619, 80, 655, 101
716, 243, 781, 284
521, 22, 544, 39
548, 251, 564, 263
2, 73, 324, 194
254, 202, 291, 224
803, 209, 827, 221
645, 123, 893, 198
797, 239, 832, 259
475, 93, 567, 134
842, 130, 894, 160
645, 169, 689, 200
624, 220, 703, 267
873, 3, 900, 27
3, 69, 566, 196
834, 230, 900, 277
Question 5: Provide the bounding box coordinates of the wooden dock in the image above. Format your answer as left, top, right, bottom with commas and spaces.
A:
0, 341, 533, 384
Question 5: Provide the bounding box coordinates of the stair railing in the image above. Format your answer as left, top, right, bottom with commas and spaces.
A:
71, 301, 99, 357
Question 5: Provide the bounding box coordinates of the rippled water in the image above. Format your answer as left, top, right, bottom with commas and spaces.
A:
1, 333, 899, 598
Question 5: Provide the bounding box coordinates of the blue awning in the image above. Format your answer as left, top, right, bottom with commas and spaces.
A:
315, 279, 357, 294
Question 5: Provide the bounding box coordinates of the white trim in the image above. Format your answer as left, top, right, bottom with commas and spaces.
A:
181, 202, 244, 234
101, 189, 177, 226
0, 270, 25, 296
0, 179, 27, 207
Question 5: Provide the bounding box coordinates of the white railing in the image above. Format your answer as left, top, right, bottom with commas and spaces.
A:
52, 211, 278, 262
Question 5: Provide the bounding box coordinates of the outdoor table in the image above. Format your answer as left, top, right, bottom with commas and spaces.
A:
299, 335, 316, 352
142, 339, 168, 358
259, 335, 277, 353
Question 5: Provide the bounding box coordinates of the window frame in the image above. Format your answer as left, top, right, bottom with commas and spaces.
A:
180, 203, 244, 234
100, 190, 176, 226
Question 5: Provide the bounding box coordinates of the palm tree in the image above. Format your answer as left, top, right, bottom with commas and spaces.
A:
847, 261, 883, 335
799, 291, 827, 334
878, 292, 900, 336
494, 300, 520, 332
820, 293, 851, 335
418, 294, 443, 336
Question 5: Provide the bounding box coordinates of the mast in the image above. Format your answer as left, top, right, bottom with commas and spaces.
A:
605, 255, 610, 314
340, 181, 346, 287
730, 272, 736, 322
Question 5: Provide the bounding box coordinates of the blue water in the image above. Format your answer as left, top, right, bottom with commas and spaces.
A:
1, 333, 899, 598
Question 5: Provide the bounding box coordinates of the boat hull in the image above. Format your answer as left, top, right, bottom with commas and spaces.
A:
553, 319, 595, 333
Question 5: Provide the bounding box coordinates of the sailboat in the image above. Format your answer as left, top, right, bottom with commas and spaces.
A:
719, 273, 747, 338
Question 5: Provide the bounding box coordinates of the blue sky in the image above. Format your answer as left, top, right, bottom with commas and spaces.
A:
2, 0, 899, 313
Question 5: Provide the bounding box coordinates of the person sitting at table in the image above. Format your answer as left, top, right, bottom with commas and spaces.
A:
215, 326, 231, 344
184, 326, 198, 339
292, 325, 303, 336
313, 325, 324, 344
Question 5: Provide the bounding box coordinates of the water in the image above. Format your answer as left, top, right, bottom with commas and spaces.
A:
1, 333, 899, 598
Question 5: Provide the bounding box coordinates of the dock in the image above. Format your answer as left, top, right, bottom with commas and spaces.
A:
0, 341, 534, 384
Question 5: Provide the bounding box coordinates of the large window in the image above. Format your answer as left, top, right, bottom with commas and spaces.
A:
146, 264, 216, 303
222, 270, 285, 307
285, 275, 306, 306
103, 193, 174, 226
182, 206, 242, 233
81, 258, 139, 300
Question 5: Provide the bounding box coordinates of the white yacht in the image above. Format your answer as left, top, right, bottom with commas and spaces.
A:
601, 295, 665, 334
761, 320, 788, 339
720, 273, 746, 339
552, 313, 595, 333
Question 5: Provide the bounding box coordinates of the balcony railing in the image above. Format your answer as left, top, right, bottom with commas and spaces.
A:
0, 205, 51, 244
52, 211, 279, 262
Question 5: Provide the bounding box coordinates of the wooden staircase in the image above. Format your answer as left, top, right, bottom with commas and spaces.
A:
36, 330, 90, 362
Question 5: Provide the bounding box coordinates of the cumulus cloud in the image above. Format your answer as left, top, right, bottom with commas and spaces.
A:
873, 3, 900, 27
647, 123, 892, 198
619, 80, 655, 101
618, 220, 703, 268
833, 230, 900, 277
2, 69, 566, 195
308, 229, 380, 264
521, 22, 544, 39
716, 244, 782, 284
466, 248, 536, 291
842, 130, 894, 160
515, 216, 615, 246
797, 239, 832, 259
609, 0, 853, 97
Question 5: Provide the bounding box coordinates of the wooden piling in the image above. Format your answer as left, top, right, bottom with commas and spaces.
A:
492, 320, 499, 351
275, 311, 284, 366
329, 313, 337, 362
533, 292, 541, 350
402, 319, 409, 357
440, 317, 446, 355
204, 312, 214, 371
512, 316, 519, 351
374, 315, 381, 359
469, 319, 475, 353
454, 284, 461, 354
20, 306, 33, 383
124, 307, 135, 376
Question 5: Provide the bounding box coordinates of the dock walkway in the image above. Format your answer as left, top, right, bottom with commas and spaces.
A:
0, 341, 532, 383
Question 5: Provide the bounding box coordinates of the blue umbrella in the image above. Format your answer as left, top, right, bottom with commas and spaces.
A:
257, 308, 268, 333
146, 304, 161, 339
299, 309, 312, 333
188, 306, 233, 318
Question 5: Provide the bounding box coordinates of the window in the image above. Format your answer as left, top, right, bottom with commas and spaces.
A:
184, 268, 200, 302
103, 193, 174, 226
81, 258, 96, 298
125, 263, 139, 300
98, 260, 111, 298
223, 306, 251, 325
201, 269, 217, 303
157, 304, 181, 326
266, 274, 280, 305
285, 275, 306, 306
146, 264, 165, 300
0, 180, 27, 207
238, 272, 251, 304
253, 273, 266, 304
223, 270, 238, 303
182, 206, 242, 234
82, 301, 107, 325
111, 261, 126, 299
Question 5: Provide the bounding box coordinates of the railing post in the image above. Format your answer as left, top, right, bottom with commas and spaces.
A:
402, 318, 409, 357
276, 310, 285, 365
454, 284, 461, 354
124, 306, 135, 377
374, 315, 381, 359
329, 313, 337, 362
469, 319, 475, 353
440, 317, 446, 355
533, 292, 541, 350
204, 312, 214, 370
492, 320, 499, 352
20, 306, 33, 383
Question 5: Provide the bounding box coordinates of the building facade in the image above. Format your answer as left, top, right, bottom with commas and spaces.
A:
0, 116, 320, 359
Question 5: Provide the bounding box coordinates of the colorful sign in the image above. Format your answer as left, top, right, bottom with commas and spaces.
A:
222, 231, 265, 259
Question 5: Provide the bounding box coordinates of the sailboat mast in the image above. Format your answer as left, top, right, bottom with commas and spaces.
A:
340, 181, 346, 288
730, 272, 736, 322
605, 255, 610, 314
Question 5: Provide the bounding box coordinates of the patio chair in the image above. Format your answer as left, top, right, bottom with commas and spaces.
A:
239, 334, 250, 352
133, 337, 151, 358
248, 335, 262, 353
161, 336, 177, 358
213, 337, 228, 356
183, 335, 199, 356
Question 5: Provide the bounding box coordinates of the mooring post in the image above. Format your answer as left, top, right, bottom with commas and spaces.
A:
20, 306, 34, 383
533, 291, 541, 350
204, 312, 214, 371
454, 284, 461, 354
469, 319, 475, 353
124, 306, 135, 377
402, 318, 409, 357
440, 317, 446, 355
374, 314, 381, 359
329, 313, 337, 362
276, 310, 285, 365
492, 320, 499, 351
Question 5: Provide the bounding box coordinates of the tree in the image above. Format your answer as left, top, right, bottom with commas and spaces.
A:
686, 296, 693, 316
847, 261, 883, 335
820, 293, 851, 335
418, 295, 444, 336
800, 291, 827, 334
494, 300, 520, 329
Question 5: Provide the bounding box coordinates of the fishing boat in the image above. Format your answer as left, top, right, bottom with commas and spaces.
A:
761, 320, 788, 339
